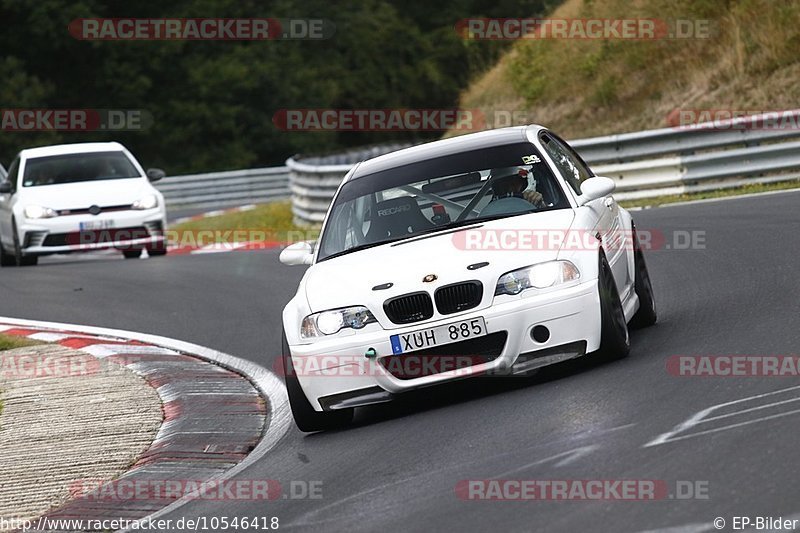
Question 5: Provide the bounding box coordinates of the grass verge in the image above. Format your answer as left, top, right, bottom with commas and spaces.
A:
170, 201, 319, 245
457, 0, 800, 139
0, 334, 43, 351
0, 333, 45, 415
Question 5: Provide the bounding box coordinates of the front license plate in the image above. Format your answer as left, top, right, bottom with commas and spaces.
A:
390, 317, 486, 354
80, 220, 115, 231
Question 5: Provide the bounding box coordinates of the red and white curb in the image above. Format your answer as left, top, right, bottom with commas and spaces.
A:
170, 204, 259, 226
167, 240, 286, 256
0, 316, 290, 527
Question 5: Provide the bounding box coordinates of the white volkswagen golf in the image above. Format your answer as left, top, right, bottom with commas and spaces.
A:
0, 142, 167, 266
280, 125, 657, 431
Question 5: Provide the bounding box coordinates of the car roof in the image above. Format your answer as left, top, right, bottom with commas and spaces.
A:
19, 142, 128, 160
348, 125, 546, 181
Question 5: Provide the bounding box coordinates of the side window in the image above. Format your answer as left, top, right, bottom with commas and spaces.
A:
539, 133, 592, 195
4, 156, 20, 193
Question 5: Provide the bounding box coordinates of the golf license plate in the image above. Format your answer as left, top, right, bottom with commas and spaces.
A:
390, 317, 486, 354
80, 220, 115, 231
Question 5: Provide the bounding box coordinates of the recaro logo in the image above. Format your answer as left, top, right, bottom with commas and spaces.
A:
377, 205, 411, 217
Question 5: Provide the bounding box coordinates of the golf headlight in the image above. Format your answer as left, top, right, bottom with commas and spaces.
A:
132, 194, 158, 210
495, 261, 580, 296
24, 205, 58, 219
301, 306, 377, 338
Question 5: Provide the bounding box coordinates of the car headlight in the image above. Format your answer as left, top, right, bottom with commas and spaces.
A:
301, 306, 377, 338
24, 205, 58, 219
495, 260, 580, 296
132, 194, 158, 210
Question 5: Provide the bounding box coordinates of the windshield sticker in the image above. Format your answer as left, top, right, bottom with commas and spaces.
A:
521, 154, 541, 164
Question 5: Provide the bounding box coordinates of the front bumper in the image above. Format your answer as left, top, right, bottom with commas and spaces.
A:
18, 209, 165, 255
288, 279, 602, 411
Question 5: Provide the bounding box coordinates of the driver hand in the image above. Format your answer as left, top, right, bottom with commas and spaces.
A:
523, 189, 545, 207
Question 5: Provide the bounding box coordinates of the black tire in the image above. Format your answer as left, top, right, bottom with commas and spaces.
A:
147, 243, 168, 257
123, 249, 142, 259
282, 331, 354, 432
629, 224, 658, 329
597, 252, 630, 360
12, 220, 37, 266
0, 241, 16, 267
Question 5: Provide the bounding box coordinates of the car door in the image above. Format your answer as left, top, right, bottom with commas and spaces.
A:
0, 155, 20, 246
539, 132, 631, 292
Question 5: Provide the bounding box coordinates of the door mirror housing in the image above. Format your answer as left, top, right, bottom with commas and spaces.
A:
577, 176, 616, 205
146, 168, 166, 182
0, 181, 12, 194
280, 241, 314, 266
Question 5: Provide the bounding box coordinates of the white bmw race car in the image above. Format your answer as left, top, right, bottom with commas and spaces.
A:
280, 125, 657, 431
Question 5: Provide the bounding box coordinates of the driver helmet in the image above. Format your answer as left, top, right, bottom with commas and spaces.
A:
489, 167, 528, 198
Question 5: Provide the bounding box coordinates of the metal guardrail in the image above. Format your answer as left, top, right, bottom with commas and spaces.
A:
286, 110, 800, 225
286, 144, 412, 224
570, 114, 800, 164
155, 142, 407, 212
147, 110, 800, 220
155, 166, 289, 210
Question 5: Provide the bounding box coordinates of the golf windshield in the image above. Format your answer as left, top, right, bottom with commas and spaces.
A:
22, 151, 141, 187
317, 142, 570, 261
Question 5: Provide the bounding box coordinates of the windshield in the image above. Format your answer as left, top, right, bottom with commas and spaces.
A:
22, 151, 141, 187
317, 142, 569, 261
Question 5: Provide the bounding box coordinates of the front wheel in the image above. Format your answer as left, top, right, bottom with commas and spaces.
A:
146, 237, 168, 256
596, 252, 630, 361
629, 224, 657, 329
147, 246, 168, 257
282, 331, 354, 432
0, 240, 16, 267
12, 220, 37, 266
122, 249, 142, 259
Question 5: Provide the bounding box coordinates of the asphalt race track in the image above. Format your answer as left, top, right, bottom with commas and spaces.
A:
2, 190, 799, 532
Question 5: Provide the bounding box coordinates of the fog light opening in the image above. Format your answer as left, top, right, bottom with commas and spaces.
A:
531, 325, 550, 344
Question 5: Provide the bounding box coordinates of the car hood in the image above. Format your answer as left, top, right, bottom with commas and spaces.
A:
18, 178, 153, 210
303, 209, 576, 315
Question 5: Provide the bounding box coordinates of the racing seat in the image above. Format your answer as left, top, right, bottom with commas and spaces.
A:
365, 196, 434, 242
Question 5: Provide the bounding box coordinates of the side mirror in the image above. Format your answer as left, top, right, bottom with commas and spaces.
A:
146, 168, 166, 182
577, 176, 616, 205
280, 241, 314, 266
0, 182, 12, 194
